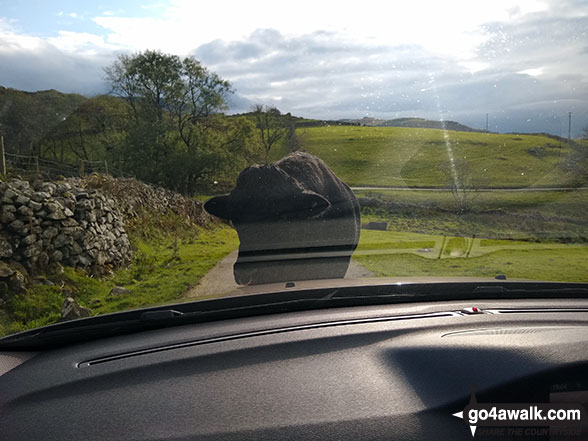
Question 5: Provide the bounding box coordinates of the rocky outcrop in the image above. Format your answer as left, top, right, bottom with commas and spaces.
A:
0, 178, 131, 274
61, 296, 92, 320
108, 286, 132, 296
0, 262, 27, 295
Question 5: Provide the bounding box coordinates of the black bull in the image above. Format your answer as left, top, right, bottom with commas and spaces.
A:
204, 152, 361, 285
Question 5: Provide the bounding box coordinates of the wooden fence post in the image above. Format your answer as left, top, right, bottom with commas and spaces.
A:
1, 135, 6, 176
104, 160, 109, 176
35, 156, 40, 176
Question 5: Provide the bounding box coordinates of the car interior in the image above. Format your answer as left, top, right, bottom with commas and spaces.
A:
1, 283, 588, 440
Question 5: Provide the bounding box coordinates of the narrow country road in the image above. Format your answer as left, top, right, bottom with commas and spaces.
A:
186, 250, 239, 298
185, 250, 374, 298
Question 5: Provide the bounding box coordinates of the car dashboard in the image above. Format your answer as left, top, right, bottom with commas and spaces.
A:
1, 298, 588, 440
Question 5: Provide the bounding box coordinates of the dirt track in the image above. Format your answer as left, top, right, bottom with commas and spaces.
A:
185, 250, 374, 298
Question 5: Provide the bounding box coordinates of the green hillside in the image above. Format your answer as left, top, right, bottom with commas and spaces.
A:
3, 82, 584, 191
0, 86, 87, 155
295, 126, 585, 188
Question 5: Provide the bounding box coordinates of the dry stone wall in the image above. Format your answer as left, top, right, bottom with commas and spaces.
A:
0, 178, 131, 274
79, 175, 210, 226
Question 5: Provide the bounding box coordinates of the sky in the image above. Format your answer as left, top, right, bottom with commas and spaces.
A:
0, 0, 587, 135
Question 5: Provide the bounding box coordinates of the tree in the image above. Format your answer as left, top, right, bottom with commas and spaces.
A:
105, 51, 231, 128
439, 160, 481, 213
582, 125, 588, 140
284, 113, 305, 152
105, 51, 179, 123
158, 115, 258, 194
103, 50, 241, 191
170, 57, 232, 150
251, 104, 289, 162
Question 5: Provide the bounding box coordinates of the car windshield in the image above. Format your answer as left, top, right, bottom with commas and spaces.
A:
0, 1, 587, 338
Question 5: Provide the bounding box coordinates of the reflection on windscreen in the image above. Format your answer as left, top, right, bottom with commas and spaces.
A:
0, 0, 587, 337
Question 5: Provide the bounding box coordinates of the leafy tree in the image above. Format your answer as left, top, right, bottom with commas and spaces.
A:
170, 57, 232, 150
104, 50, 258, 193
160, 115, 258, 194
251, 104, 289, 162
105, 51, 178, 122
105, 51, 231, 130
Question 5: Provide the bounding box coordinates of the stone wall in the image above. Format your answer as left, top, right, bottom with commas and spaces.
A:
79, 174, 210, 226
0, 178, 131, 275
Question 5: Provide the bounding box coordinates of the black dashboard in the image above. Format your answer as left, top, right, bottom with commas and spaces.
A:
1, 298, 588, 440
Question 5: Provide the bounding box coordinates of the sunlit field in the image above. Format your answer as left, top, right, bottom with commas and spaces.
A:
355, 229, 588, 282
293, 126, 584, 188
274, 125, 588, 282
353, 187, 588, 282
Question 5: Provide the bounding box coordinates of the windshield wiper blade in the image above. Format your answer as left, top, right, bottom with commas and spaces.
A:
1, 280, 587, 350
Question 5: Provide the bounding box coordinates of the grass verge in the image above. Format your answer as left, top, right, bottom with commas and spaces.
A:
0, 221, 238, 337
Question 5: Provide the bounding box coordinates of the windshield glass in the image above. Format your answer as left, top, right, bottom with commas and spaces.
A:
0, 1, 587, 337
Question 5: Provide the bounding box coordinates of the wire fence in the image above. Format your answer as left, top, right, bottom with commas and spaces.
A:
1, 148, 133, 180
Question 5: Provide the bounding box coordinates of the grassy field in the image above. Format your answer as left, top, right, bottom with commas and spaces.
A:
353, 186, 588, 282
291, 126, 584, 188
354, 231, 588, 282
357, 188, 588, 240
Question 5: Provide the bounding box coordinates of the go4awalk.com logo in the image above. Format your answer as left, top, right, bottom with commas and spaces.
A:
453, 390, 586, 438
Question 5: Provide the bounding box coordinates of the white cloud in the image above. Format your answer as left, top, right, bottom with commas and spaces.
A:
0, 0, 587, 135
92, 16, 177, 52
47, 31, 116, 56
89, 0, 548, 62
0, 18, 44, 51
518, 67, 544, 76
0, 19, 112, 93
459, 61, 491, 73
